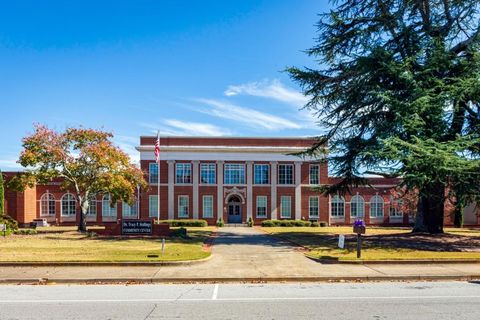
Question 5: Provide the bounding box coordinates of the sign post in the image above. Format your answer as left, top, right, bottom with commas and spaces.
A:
353, 219, 366, 258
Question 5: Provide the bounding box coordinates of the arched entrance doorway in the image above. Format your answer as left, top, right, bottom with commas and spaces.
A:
227, 195, 242, 223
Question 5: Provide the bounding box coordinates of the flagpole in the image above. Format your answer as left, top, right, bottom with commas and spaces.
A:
157, 131, 160, 223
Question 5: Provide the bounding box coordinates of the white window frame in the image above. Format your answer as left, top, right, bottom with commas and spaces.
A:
224, 163, 245, 184
202, 195, 214, 218
200, 163, 216, 184
389, 197, 403, 218
102, 194, 117, 217
331, 195, 345, 217
278, 164, 294, 185
176, 163, 192, 184
40, 193, 56, 216
254, 164, 269, 185
256, 196, 268, 218
370, 195, 384, 218
350, 194, 365, 218
178, 195, 189, 218
122, 198, 138, 218
149, 163, 158, 184
280, 196, 292, 218
61, 193, 76, 216
309, 164, 320, 185
149, 195, 158, 217
86, 195, 97, 216
309, 196, 319, 218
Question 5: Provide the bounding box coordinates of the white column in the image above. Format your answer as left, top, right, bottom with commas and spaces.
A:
270, 161, 277, 219
295, 161, 302, 220
192, 161, 199, 219
167, 160, 175, 220
246, 161, 253, 220
217, 161, 224, 222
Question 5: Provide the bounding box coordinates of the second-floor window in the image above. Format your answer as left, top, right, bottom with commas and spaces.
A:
278, 164, 294, 185
254, 164, 269, 184
309, 165, 319, 185
200, 163, 216, 184
224, 163, 245, 184
149, 163, 158, 183
176, 163, 192, 184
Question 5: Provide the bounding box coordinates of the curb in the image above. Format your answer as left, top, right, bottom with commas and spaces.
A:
307, 256, 480, 264
1, 275, 480, 285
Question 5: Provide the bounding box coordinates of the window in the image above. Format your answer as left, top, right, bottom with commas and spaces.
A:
309, 165, 320, 185
178, 195, 189, 218
202, 195, 213, 218
278, 164, 293, 185
61, 194, 76, 216
122, 199, 138, 218
254, 164, 269, 184
200, 163, 216, 184
389, 197, 403, 218
370, 195, 384, 218
350, 195, 365, 218
149, 163, 158, 183
256, 196, 267, 218
309, 196, 319, 218
224, 164, 245, 184
280, 196, 291, 218
102, 194, 117, 217
86, 195, 97, 216
149, 195, 158, 217
176, 163, 192, 184
40, 193, 55, 216
331, 195, 345, 217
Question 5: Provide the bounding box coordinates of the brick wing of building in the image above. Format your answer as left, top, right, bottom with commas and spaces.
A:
3, 136, 479, 226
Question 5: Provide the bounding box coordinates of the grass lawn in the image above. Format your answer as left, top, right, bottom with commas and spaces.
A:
260, 226, 480, 261
0, 227, 216, 262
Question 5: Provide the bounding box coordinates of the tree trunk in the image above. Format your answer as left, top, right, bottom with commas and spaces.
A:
413, 183, 445, 234
413, 196, 427, 232
78, 197, 89, 233
454, 199, 464, 228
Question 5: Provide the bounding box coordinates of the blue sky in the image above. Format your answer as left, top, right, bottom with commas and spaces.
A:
0, 0, 330, 170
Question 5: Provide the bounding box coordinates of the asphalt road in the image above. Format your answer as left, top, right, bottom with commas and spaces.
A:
1, 281, 480, 319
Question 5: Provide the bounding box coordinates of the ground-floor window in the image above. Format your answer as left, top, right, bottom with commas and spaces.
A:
178, 195, 189, 218
40, 193, 56, 216
280, 196, 291, 218
122, 199, 137, 218
389, 197, 403, 218
61, 193, 76, 216
331, 195, 345, 218
149, 195, 158, 217
309, 196, 319, 218
202, 195, 213, 218
256, 196, 267, 218
86, 195, 97, 216
350, 194, 365, 218
102, 194, 117, 217
370, 195, 384, 218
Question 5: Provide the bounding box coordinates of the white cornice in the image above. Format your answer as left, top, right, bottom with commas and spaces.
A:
136, 145, 312, 153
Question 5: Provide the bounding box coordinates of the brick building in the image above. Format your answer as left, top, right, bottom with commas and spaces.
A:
3, 136, 479, 226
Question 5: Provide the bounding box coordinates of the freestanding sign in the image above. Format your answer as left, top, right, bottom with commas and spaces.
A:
121, 220, 153, 235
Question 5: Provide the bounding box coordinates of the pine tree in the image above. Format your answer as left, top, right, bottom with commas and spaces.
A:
0, 169, 4, 214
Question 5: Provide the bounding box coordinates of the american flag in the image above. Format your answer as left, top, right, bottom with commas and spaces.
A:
154, 131, 160, 163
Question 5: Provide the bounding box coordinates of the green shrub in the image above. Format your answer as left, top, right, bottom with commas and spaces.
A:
261, 220, 275, 227
216, 217, 224, 227
319, 221, 328, 227
170, 227, 188, 238
261, 219, 317, 227
311, 222, 320, 227
158, 219, 208, 227
14, 229, 37, 235
0, 214, 18, 232
247, 217, 253, 227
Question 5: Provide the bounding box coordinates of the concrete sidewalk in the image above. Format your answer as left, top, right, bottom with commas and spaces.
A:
1, 227, 480, 283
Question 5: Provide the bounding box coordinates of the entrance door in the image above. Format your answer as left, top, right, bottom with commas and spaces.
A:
227, 196, 242, 223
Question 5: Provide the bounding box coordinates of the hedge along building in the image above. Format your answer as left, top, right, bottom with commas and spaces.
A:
2, 136, 478, 226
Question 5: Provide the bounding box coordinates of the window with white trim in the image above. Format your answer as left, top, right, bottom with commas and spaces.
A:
309, 165, 320, 185
40, 193, 55, 216
102, 194, 117, 217
350, 195, 365, 218
149, 163, 158, 183
122, 199, 137, 218
280, 196, 292, 218
278, 164, 293, 185
309, 196, 319, 218
178, 195, 189, 218
176, 163, 192, 184
389, 197, 403, 218
86, 194, 97, 216
61, 193, 76, 216
370, 195, 384, 218
200, 163, 216, 184
202, 195, 213, 218
254, 164, 269, 184
331, 195, 345, 217
256, 196, 267, 218
224, 163, 245, 184
149, 195, 158, 217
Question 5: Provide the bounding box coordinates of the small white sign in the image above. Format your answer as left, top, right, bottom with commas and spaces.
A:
0, 224, 5, 232
338, 235, 345, 249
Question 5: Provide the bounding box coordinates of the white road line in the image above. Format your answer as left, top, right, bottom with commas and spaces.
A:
212, 284, 219, 300
1, 295, 480, 304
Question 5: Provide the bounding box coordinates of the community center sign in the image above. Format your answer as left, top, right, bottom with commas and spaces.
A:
121, 220, 153, 235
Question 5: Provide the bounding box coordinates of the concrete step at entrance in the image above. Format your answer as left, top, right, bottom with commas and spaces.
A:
223, 223, 248, 227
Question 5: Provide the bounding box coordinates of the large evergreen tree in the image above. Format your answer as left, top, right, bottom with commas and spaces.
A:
288, 0, 480, 233
0, 169, 4, 214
